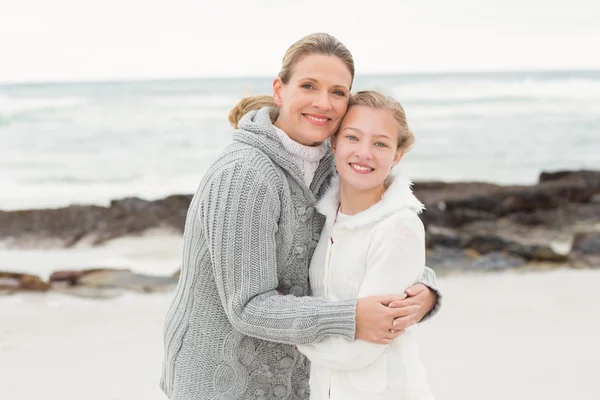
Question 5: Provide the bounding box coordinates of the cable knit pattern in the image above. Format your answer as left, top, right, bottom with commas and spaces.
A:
160, 107, 356, 400
274, 126, 327, 188
160, 107, 441, 399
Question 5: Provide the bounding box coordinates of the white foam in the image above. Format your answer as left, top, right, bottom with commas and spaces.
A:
391, 78, 600, 102
0, 95, 88, 118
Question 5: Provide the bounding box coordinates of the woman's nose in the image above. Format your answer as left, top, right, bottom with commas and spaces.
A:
313, 91, 332, 111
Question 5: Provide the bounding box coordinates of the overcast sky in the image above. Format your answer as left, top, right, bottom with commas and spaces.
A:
0, 0, 598, 83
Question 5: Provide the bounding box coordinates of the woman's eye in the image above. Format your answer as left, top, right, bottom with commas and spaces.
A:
333, 90, 346, 96
301, 83, 314, 89
375, 142, 388, 148
346, 135, 358, 141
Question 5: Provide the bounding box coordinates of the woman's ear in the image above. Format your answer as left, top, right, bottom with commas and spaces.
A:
273, 78, 284, 106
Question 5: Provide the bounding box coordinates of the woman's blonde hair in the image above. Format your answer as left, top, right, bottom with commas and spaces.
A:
347, 90, 415, 151
228, 33, 355, 128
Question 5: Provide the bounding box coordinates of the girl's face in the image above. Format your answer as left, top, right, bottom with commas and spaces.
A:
332, 105, 404, 192
273, 54, 352, 146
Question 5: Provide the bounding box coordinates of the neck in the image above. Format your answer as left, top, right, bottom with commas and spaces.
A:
274, 119, 322, 147
338, 179, 386, 215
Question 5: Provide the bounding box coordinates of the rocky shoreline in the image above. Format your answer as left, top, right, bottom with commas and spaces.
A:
1, 169, 599, 297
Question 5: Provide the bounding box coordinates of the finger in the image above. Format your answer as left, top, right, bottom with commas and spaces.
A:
369, 293, 407, 306
382, 329, 405, 341
388, 298, 418, 309
392, 314, 419, 330
371, 334, 393, 344
391, 329, 406, 339
377, 337, 394, 345
405, 283, 427, 297
388, 304, 421, 319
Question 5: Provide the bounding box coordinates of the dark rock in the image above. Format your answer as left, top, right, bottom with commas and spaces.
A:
421, 208, 497, 229
464, 235, 511, 254
538, 170, 600, 184
0, 193, 193, 248
412, 181, 504, 205
570, 255, 600, 269
507, 243, 569, 262
469, 252, 527, 271
462, 235, 568, 262
0, 271, 50, 291
110, 197, 153, 216
49, 268, 129, 285
416, 170, 600, 229
572, 232, 600, 255
0, 277, 20, 291
507, 212, 546, 226
425, 230, 463, 249
426, 246, 478, 271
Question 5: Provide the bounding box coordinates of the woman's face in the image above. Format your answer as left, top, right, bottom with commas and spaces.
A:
332, 105, 404, 192
273, 54, 352, 146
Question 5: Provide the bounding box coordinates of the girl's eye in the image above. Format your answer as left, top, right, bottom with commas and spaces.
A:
345, 135, 358, 141
333, 90, 346, 97
375, 142, 388, 148
301, 83, 314, 89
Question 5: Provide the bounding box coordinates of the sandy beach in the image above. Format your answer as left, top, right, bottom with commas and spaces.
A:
2, 266, 599, 400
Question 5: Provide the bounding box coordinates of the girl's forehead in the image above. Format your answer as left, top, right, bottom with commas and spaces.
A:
341, 107, 398, 136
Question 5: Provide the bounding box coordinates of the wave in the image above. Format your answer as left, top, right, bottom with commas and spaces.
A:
390, 78, 600, 102
407, 100, 600, 119
0, 95, 88, 120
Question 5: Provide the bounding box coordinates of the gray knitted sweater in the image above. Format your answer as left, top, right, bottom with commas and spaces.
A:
160, 107, 440, 400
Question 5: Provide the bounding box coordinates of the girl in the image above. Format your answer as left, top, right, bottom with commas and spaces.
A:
298, 91, 434, 399
161, 34, 440, 400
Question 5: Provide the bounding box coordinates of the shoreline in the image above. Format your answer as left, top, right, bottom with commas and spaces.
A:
2, 169, 600, 296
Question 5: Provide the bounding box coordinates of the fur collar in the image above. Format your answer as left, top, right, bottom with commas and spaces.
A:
317, 170, 425, 229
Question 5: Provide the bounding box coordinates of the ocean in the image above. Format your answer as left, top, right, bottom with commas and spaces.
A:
1, 70, 599, 211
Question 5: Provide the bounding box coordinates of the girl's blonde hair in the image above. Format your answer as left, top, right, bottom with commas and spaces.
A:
228, 33, 355, 128
347, 90, 415, 151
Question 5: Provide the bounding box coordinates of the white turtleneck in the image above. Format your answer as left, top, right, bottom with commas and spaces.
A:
274, 126, 327, 188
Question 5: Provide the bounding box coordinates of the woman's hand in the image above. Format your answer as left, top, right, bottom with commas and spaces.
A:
388, 284, 437, 330
355, 295, 421, 344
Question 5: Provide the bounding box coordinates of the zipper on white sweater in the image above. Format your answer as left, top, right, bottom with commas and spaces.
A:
324, 206, 339, 301
324, 234, 333, 299
325, 208, 339, 400
322, 236, 334, 399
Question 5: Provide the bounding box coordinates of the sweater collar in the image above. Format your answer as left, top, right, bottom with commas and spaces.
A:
233, 107, 335, 201
316, 170, 425, 229
273, 126, 327, 163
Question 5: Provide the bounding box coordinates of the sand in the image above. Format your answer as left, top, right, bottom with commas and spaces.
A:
1, 247, 599, 399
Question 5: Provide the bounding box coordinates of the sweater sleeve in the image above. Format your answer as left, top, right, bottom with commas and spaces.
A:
199, 155, 356, 345
418, 266, 442, 322
297, 211, 425, 370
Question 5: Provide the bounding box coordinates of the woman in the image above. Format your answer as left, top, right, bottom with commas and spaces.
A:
298, 91, 434, 399
161, 33, 440, 400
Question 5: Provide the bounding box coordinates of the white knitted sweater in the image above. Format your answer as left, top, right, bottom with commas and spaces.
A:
298, 173, 435, 400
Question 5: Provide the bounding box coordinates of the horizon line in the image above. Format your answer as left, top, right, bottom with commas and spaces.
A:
1, 67, 599, 87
